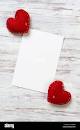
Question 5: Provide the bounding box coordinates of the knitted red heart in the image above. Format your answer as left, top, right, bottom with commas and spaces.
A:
47, 81, 71, 105
6, 9, 30, 33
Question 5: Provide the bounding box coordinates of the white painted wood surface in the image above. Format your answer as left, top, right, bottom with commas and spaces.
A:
0, 0, 80, 121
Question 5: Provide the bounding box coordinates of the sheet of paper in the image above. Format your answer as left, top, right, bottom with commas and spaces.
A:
12, 29, 64, 93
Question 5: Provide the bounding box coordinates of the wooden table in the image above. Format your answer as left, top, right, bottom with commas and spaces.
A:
0, 0, 80, 121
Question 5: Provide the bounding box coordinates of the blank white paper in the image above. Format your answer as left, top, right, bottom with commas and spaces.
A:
12, 29, 64, 93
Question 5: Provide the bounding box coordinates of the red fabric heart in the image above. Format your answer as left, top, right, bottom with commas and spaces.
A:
47, 81, 71, 105
6, 9, 30, 33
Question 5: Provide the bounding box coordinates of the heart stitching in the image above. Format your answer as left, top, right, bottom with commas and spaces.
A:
6, 9, 30, 33
47, 81, 71, 105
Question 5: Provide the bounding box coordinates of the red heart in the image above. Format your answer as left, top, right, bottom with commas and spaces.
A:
47, 81, 71, 105
6, 9, 30, 33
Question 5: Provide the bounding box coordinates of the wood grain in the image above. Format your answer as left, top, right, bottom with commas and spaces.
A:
0, 0, 80, 121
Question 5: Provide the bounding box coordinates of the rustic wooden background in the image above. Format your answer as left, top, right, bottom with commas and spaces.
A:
0, 0, 80, 121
